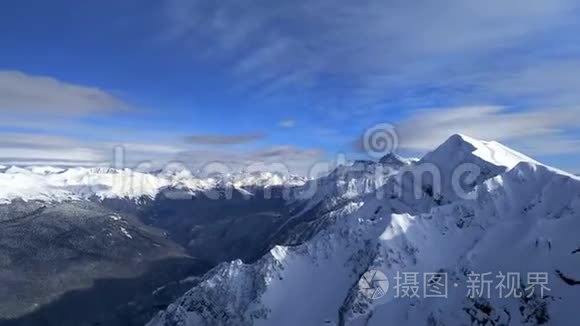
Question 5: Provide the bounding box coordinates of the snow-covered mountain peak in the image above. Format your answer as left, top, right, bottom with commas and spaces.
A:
379, 152, 414, 168
148, 136, 580, 326
27, 165, 66, 175
330, 153, 415, 179
330, 160, 377, 177
229, 171, 307, 188
422, 133, 537, 170
4, 165, 33, 175
0, 164, 307, 203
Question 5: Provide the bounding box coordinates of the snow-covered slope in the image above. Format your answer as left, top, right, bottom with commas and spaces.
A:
417, 133, 541, 204
421, 133, 538, 170
263, 156, 412, 247
292, 155, 411, 212
379, 152, 417, 168
148, 134, 580, 326
0, 166, 306, 204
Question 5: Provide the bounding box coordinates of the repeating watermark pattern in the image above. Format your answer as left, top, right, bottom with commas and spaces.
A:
358, 271, 551, 300
362, 123, 399, 159
89, 122, 506, 202
359, 270, 390, 300
424, 272, 448, 298
394, 271, 420, 298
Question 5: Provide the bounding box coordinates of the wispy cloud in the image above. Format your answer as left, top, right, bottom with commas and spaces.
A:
184, 133, 265, 145
0, 71, 130, 115
160, 0, 580, 111
0, 133, 81, 149
0, 133, 106, 163
176, 145, 325, 175
0, 132, 188, 167
0, 147, 105, 162
0, 128, 329, 175
391, 106, 580, 155
485, 59, 580, 106
279, 119, 296, 128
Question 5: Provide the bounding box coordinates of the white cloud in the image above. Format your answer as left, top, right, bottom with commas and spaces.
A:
486, 60, 580, 106
110, 142, 186, 155
184, 133, 265, 145
160, 0, 580, 108
0, 131, 325, 175
0, 71, 130, 115
0, 133, 81, 149
393, 105, 580, 155
176, 145, 325, 175
0, 132, 189, 166
279, 119, 296, 128
0, 147, 105, 162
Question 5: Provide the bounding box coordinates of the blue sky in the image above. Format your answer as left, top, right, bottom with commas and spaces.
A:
1, 0, 580, 174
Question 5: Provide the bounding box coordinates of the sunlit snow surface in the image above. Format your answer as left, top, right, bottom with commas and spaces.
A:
0, 166, 306, 204
148, 134, 580, 326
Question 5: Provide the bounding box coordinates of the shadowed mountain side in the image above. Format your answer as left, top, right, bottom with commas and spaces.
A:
0, 200, 197, 323
0, 187, 322, 325
0, 162, 407, 325
103, 187, 301, 265
0, 257, 211, 326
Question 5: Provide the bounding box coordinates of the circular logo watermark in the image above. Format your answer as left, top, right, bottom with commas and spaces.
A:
363, 123, 399, 158
358, 269, 389, 300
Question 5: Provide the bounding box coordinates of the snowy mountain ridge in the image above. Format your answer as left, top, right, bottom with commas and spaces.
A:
0, 151, 418, 204
148, 134, 580, 326
0, 165, 308, 204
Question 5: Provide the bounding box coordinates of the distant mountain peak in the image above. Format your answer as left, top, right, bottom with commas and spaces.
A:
379, 152, 410, 168
0, 165, 306, 203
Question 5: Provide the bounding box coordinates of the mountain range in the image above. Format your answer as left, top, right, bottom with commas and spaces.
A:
0, 134, 578, 326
